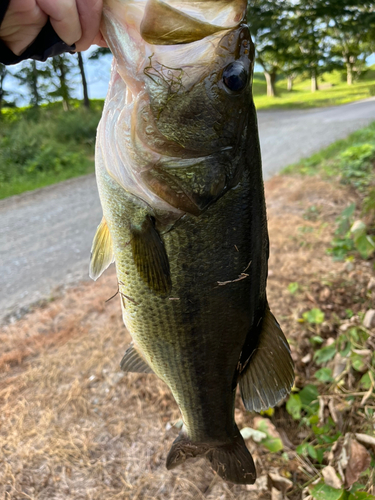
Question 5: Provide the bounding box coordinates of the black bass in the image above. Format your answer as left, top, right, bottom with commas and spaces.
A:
90, 0, 294, 485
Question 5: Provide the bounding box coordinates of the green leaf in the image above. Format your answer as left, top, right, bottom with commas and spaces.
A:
255, 419, 284, 453
348, 493, 375, 500
300, 385, 319, 407
262, 436, 284, 453
360, 372, 372, 390
351, 353, 366, 372
303, 308, 325, 325
315, 367, 334, 383
310, 483, 344, 500
311, 336, 324, 345
286, 394, 302, 419
354, 234, 375, 260
307, 444, 318, 460
314, 344, 337, 365
288, 282, 299, 294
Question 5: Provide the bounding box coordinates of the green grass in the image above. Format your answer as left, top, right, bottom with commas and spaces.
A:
253, 68, 375, 110
0, 101, 103, 199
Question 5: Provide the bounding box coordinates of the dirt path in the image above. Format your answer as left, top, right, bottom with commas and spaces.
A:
2, 98, 375, 322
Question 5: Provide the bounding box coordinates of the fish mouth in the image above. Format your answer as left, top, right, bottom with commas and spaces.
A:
98, 0, 250, 217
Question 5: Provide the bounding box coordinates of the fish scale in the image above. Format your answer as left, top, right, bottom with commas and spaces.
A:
90, 0, 294, 485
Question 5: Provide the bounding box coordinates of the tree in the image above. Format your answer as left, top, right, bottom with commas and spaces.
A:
77, 52, 90, 108
318, 0, 375, 85
13, 60, 50, 107
290, 0, 337, 93
48, 54, 75, 111
248, 0, 295, 97
0, 64, 7, 113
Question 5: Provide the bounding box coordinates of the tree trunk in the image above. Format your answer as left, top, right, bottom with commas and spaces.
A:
346, 63, 354, 86
77, 52, 90, 108
264, 71, 277, 97
287, 76, 293, 92
311, 69, 318, 93
57, 61, 70, 111
32, 60, 40, 106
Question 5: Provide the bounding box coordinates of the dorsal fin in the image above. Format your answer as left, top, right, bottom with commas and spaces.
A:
120, 342, 154, 374
141, 0, 226, 45
239, 306, 295, 413
89, 217, 114, 281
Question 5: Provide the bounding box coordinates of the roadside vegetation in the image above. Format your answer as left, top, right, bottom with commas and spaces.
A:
274, 122, 375, 499
0, 102, 101, 199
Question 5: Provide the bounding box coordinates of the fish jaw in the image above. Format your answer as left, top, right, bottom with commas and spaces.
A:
99, 0, 255, 218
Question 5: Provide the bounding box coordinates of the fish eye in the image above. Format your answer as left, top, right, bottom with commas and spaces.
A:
222, 61, 248, 93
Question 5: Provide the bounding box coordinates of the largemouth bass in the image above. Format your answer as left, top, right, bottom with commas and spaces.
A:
90, 0, 294, 485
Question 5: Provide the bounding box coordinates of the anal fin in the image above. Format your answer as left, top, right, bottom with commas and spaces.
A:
239, 306, 295, 413
89, 217, 114, 281
120, 342, 154, 374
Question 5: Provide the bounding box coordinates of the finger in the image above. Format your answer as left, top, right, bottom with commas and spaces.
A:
74, 0, 103, 52
37, 0, 82, 46
92, 31, 108, 48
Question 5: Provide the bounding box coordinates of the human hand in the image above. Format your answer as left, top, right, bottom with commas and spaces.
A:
0, 0, 107, 56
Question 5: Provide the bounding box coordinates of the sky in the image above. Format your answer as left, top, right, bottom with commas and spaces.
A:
4, 49, 375, 106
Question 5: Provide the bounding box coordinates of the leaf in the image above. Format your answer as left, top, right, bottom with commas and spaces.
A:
360, 373, 372, 390
348, 492, 375, 500
351, 353, 366, 372
288, 282, 299, 294
286, 394, 302, 420
307, 443, 318, 460
345, 439, 371, 488
315, 367, 334, 383
354, 234, 375, 260
303, 308, 325, 324
254, 418, 284, 453
310, 482, 344, 500
299, 384, 319, 407
314, 344, 337, 365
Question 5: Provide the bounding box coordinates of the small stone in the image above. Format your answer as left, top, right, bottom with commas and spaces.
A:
302, 353, 312, 364
363, 310, 375, 329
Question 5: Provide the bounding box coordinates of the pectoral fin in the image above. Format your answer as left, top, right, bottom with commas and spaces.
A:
141, 0, 224, 45
120, 342, 154, 374
89, 217, 114, 281
131, 216, 172, 295
239, 307, 295, 413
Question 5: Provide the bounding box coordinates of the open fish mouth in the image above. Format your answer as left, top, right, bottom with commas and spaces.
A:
98, 0, 254, 216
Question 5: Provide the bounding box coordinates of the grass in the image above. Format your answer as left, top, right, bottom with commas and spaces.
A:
253, 68, 375, 110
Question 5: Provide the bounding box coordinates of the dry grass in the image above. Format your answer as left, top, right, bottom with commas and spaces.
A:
0, 174, 373, 499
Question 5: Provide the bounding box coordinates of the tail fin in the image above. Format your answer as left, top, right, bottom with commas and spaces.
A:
166, 426, 256, 485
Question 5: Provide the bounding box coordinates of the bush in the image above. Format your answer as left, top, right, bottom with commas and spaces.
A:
0, 105, 98, 191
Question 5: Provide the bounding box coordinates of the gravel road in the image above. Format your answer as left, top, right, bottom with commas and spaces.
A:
1, 98, 375, 322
